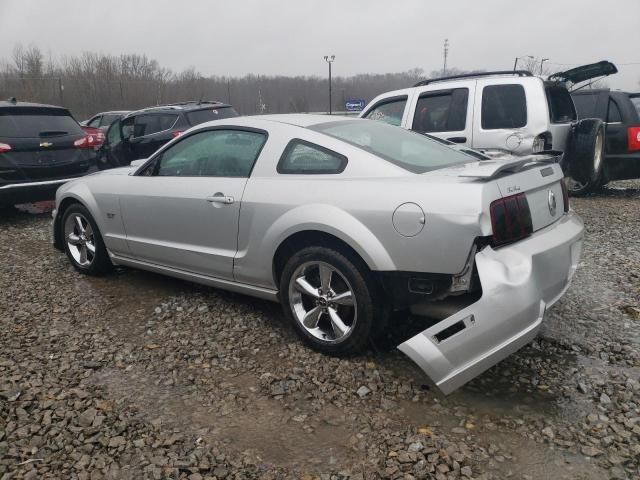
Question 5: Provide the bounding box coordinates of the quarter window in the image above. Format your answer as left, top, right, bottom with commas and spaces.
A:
154, 129, 266, 177
133, 114, 178, 138
412, 88, 468, 133
607, 99, 622, 123
481, 84, 527, 129
363, 97, 407, 126
277, 140, 347, 174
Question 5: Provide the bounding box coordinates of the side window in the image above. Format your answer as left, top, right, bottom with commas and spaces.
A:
481, 84, 527, 129
155, 129, 266, 178
277, 140, 347, 174
133, 114, 178, 138
607, 99, 622, 123
100, 114, 119, 127
363, 97, 407, 126
412, 88, 468, 133
546, 85, 576, 123
87, 116, 101, 128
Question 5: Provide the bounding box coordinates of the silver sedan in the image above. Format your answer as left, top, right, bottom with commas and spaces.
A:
52, 115, 584, 393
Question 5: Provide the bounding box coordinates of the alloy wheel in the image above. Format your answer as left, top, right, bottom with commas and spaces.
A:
64, 213, 96, 267
288, 261, 357, 343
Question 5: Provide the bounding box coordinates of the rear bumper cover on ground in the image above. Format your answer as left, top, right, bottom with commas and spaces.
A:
399, 212, 584, 394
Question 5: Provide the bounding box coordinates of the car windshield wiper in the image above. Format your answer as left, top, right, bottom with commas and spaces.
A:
39, 130, 69, 137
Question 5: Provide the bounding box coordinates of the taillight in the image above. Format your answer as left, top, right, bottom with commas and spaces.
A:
172, 131, 184, 138
490, 193, 533, 246
628, 127, 640, 152
0, 142, 11, 153
74, 136, 93, 149
532, 132, 553, 152
561, 179, 570, 212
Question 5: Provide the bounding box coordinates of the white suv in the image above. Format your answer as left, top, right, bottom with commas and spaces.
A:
360, 61, 617, 195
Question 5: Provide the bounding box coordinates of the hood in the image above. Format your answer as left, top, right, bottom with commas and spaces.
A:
549, 61, 617, 84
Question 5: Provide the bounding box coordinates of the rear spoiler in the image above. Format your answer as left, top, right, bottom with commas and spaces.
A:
457, 152, 561, 179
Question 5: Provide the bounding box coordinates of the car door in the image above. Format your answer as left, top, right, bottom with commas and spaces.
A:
361, 94, 412, 127
128, 113, 179, 161
97, 118, 132, 169
604, 94, 628, 156
472, 79, 531, 154
406, 83, 475, 145
118, 127, 268, 280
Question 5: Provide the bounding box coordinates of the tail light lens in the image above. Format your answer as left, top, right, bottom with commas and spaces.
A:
74, 136, 92, 149
532, 132, 553, 153
171, 131, 184, 138
561, 179, 570, 212
628, 127, 640, 152
0, 142, 11, 153
490, 193, 533, 246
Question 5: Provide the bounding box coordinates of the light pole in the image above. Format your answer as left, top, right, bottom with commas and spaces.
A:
540, 58, 549, 75
324, 55, 335, 114
513, 55, 534, 72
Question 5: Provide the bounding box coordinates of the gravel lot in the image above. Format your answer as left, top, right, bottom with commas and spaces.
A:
1, 181, 639, 480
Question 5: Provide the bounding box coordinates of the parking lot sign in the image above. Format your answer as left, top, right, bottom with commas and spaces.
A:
345, 99, 366, 112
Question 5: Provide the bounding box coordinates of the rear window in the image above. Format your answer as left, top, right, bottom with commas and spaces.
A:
0, 107, 83, 138
312, 119, 475, 174
481, 84, 527, 129
412, 88, 468, 133
186, 107, 239, 126
545, 85, 576, 123
571, 93, 598, 119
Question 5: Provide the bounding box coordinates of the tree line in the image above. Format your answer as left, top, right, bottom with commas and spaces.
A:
0, 45, 448, 119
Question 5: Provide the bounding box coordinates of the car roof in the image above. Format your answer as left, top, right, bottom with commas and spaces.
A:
0, 100, 68, 110
125, 101, 232, 118
250, 113, 363, 128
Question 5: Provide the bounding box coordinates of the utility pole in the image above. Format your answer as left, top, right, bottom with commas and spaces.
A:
58, 77, 64, 105
443, 39, 449, 75
227, 79, 231, 104
324, 55, 335, 115
540, 58, 549, 75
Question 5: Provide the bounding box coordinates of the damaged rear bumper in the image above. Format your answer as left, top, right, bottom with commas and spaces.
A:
399, 212, 584, 394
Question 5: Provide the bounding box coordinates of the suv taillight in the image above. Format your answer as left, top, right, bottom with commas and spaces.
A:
490, 193, 533, 246
628, 127, 640, 152
74, 136, 94, 149
532, 132, 553, 152
0, 142, 11, 153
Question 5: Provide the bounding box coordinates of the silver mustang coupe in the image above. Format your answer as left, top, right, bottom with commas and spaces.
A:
52, 114, 584, 394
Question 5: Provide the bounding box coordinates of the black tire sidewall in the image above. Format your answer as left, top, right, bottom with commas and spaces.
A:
62, 204, 112, 276
565, 119, 604, 196
280, 246, 378, 355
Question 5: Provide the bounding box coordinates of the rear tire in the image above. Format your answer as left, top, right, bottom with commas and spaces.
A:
280, 246, 385, 355
62, 204, 112, 276
563, 119, 605, 196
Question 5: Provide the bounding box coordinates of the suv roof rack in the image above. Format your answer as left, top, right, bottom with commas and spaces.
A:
413, 70, 533, 87
166, 100, 225, 107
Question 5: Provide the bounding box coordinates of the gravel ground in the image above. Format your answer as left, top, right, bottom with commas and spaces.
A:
1, 181, 639, 480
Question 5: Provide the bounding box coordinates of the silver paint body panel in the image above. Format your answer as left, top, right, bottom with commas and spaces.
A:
54, 114, 583, 394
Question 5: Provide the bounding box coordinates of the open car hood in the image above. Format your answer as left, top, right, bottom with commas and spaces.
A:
549, 60, 617, 84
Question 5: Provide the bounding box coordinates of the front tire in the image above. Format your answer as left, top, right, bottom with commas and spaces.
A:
62, 204, 112, 276
280, 246, 383, 355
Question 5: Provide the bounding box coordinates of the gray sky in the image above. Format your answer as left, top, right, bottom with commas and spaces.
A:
1, 0, 638, 89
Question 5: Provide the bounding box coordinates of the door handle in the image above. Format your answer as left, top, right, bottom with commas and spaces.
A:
447, 136, 467, 144
206, 194, 234, 205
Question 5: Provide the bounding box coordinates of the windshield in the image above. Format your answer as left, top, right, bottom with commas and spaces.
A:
311, 119, 476, 173
0, 107, 84, 138
186, 106, 239, 126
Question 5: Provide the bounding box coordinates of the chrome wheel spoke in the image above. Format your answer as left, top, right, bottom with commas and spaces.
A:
75, 216, 85, 234
328, 307, 348, 338
79, 245, 88, 264
84, 223, 93, 238
331, 290, 354, 306
319, 264, 333, 292
295, 277, 320, 299
67, 233, 82, 245
302, 306, 322, 329
85, 241, 96, 255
